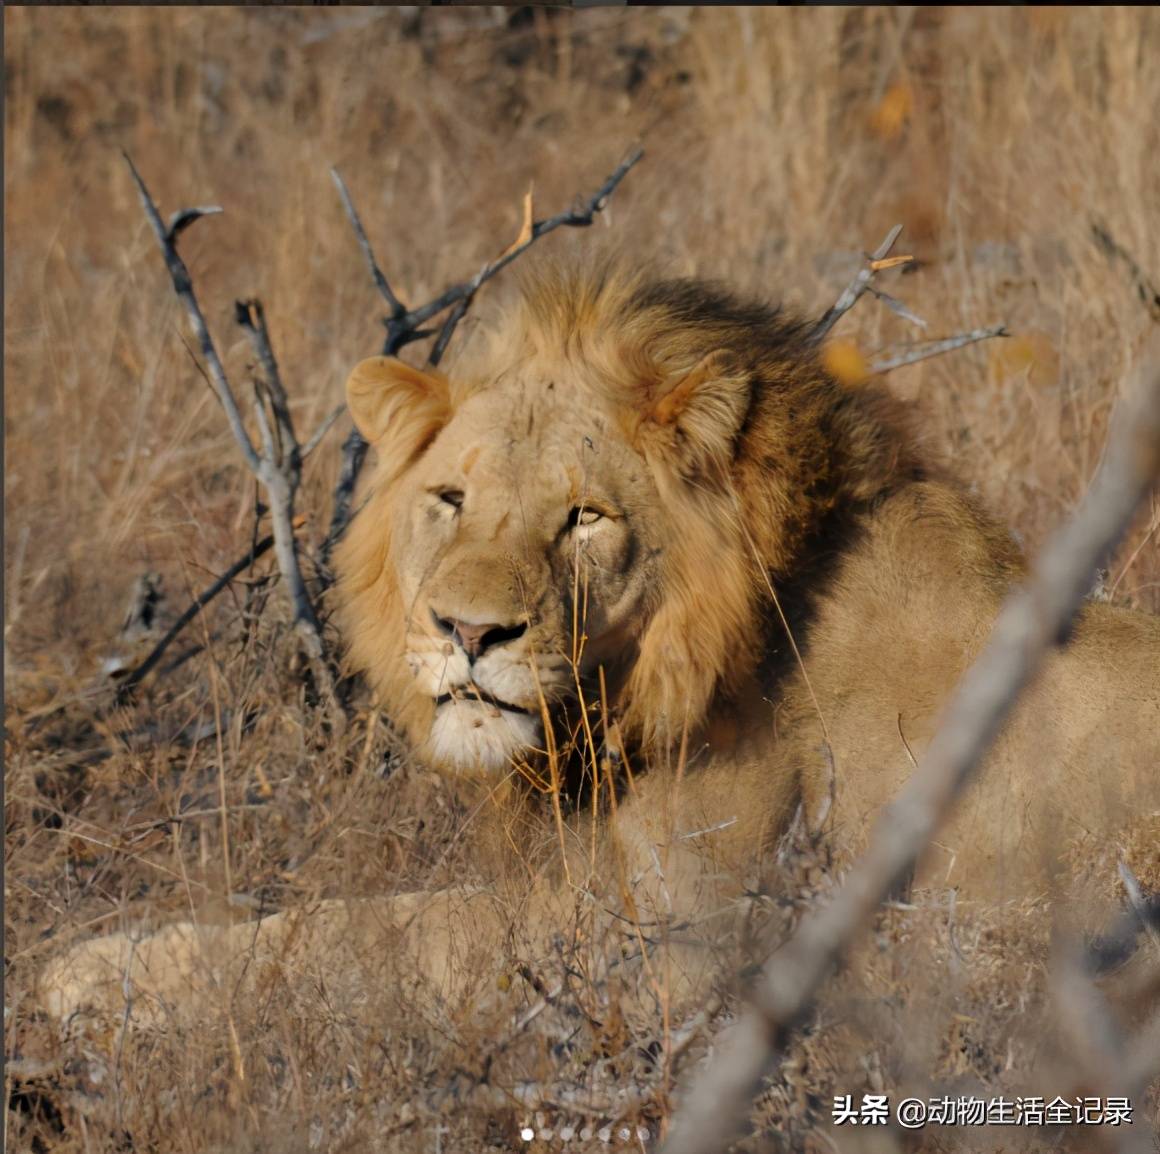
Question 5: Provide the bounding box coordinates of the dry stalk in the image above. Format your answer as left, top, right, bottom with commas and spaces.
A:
661, 345, 1160, 1154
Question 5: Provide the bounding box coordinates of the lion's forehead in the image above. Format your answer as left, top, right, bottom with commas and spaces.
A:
434, 384, 640, 498
459, 378, 613, 441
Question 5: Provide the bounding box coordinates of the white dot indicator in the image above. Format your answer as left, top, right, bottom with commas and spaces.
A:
520, 1127, 535, 1142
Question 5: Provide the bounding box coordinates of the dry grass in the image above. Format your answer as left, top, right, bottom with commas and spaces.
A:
5, 6, 1160, 1152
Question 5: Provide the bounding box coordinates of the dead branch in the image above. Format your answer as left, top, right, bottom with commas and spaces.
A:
110, 400, 337, 705
302, 402, 345, 459
811, 225, 912, 342
329, 168, 407, 320
868, 323, 1009, 374
124, 155, 344, 724
323, 147, 644, 558
124, 158, 257, 470
811, 226, 1008, 376
660, 345, 1160, 1154
113, 535, 275, 703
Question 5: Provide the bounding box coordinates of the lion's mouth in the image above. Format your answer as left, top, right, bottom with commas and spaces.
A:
433, 687, 534, 716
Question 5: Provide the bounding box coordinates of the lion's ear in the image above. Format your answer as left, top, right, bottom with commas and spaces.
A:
345, 356, 451, 455
638, 351, 751, 478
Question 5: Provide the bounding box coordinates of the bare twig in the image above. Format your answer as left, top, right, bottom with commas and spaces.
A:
124, 155, 260, 474
661, 347, 1160, 1154
124, 155, 344, 723
236, 298, 298, 457
113, 536, 275, 703
330, 168, 407, 318
111, 393, 341, 704
323, 147, 644, 557
233, 299, 336, 711
302, 403, 346, 461
323, 426, 371, 570
411, 146, 644, 364
811, 224, 911, 342
868, 323, 1009, 374
811, 225, 1007, 376
866, 283, 928, 330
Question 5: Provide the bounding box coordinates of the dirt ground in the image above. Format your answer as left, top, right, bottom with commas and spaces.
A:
5, 6, 1159, 1152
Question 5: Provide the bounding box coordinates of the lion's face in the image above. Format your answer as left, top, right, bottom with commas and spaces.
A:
337, 265, 769, 779
390, 380, 666, 771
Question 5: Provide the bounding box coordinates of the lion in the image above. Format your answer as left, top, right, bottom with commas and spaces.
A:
38, 255, 1160, 1035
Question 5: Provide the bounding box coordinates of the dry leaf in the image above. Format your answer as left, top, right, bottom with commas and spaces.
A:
869, 255, 915, 273
495, 184, 535, 263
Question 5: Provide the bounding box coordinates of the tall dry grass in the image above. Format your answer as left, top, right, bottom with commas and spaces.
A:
5, 7, 1159, 1152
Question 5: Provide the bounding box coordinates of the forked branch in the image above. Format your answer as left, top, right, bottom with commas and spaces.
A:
124, 154, 344, 723
812, 224, 1008, 373
661, 345, 1160, 1154
323, 147, 644, 556
811, 224, 911, 342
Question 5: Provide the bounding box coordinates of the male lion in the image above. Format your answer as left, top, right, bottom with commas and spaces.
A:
40, 257, 1160, 1032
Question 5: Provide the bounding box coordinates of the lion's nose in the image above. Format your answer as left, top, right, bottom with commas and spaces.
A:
432, 612, 528, 661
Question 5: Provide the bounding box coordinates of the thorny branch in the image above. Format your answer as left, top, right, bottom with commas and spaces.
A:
124, 154, 345, 723
661, 345, 1160, 1154
323, 147, 645, 559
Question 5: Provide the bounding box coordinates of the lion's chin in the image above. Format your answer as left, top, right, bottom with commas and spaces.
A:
427, 700, 542, 774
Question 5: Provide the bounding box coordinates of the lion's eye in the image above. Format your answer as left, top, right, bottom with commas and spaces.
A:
438, 489, 465, 510
568, 506, 604, 528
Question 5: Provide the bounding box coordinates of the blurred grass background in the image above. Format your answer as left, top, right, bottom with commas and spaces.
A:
5, 7, 1159, 1151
